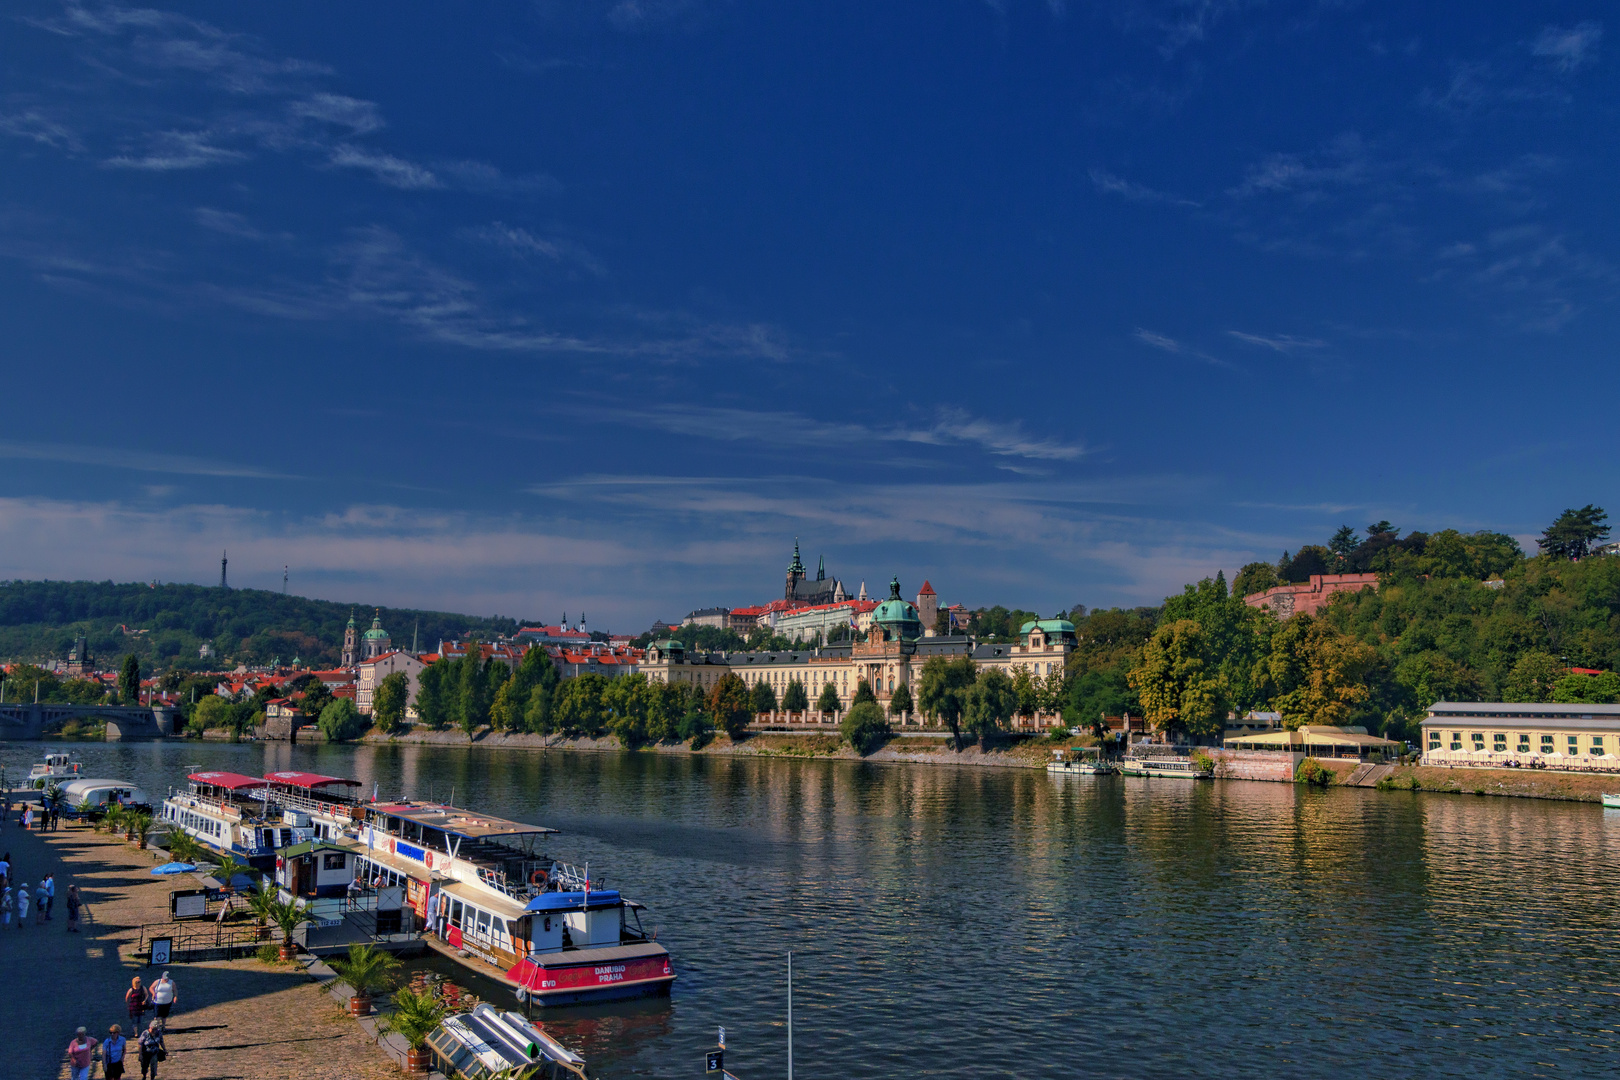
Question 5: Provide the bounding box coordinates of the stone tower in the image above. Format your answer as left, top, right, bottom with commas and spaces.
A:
341, 609, 358, 667
916, 580, 939, 637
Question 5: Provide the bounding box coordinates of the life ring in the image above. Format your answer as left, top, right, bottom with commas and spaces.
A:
530, 869, 549, 887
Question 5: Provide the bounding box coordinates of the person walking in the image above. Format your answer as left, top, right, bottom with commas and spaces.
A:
66, 883, 82, 932
150, 972, 177, 1029
40, 873, 54, 921
1, 883, 10, 927
22, 806, 33, 831
66, 1026, 99, 1080
137, 1020, 166, 1079
0, 850, 10, 884
16, 882, 28, 928
125, 976, 151, 1030
103, 1024, 129, 1080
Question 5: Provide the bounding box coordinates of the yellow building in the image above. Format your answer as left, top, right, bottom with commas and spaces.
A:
1420, 702, 1620, 769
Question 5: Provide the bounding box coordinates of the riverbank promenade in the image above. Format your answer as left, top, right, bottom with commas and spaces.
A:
0, 818, 400, 1079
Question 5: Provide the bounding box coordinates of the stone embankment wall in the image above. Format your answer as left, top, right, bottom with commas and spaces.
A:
1208, 749, 1299, 782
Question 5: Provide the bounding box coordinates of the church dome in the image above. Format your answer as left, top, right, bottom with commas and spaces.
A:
363, 610, 389, 640
872, 577, 923, 641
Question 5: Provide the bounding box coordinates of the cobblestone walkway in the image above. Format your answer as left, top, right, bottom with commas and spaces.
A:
0, 819, 399, 1079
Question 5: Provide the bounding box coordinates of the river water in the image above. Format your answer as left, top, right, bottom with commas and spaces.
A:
7, 740, 1619, 1078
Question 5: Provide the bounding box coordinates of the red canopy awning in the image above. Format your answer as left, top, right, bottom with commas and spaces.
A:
188, 771, 268, 792
263, 771, 360, 790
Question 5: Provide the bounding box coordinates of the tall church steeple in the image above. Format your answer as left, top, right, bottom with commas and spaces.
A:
341, 609, 358, 667
816, 554, 825, 582
785, 538, 807, 600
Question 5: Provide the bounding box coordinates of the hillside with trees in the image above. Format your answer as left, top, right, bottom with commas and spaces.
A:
0, 580, 520, 669
1079, 507, 1620, 744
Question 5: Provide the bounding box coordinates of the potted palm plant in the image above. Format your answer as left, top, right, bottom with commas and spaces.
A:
211, 853, 249, 895
125, 809, 153, 849
268, 897, 307, 961
164, 828, 202, 865
329, 942, 402, 1017
100, 802, 124, 835
381, 985, 448, 1074
246, 885, 278, 941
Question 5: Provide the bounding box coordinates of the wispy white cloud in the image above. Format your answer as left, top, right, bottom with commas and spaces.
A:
1133, 328, 1236, 370
0, 110, 81, 150
104, 129, 247, 170
561, 402, 1087, 461
467, 223, 607, 275
1089, 168, 1200, 207
0, 439, 295, 479
288, 94, 384, 135
1226, 331, 1325, 353
329, 144, 441, 189
1532, 22, 1602, 73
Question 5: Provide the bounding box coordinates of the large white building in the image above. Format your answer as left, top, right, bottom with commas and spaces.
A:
641, 579, 1075, 729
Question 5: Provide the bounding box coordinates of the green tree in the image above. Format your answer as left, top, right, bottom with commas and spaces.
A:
816, 680, 842, 719
840, 699, 891, 755
457, 646, 489, 735
372, 672, 409, 733
781, 678, 809, 715
965, 667, 1016, 749
1503, 650, 1561, 702
751, 679, 778, 714
119, 653, 141, 706
604, 674, 652, 748
1552, 670, 1620, 705
523, 682, 556, 734
1328, 525, 1360, 570
1158, 573, 1270, 714
1259, 615, 1376, 730
916, 655, 977, 749
555, 673, 610, 735
1129, 620, 1229, 741
1011, 667, 1039, 726
1231, 562, 1280, 599
189, 693, 229, 734
414, 659, 452, 730
318, 697, 368, 742
299, 678, 334, 718
709, 672, 754, 739
1539, 505, 1610, 561
852, 679, 877, 706
888, 680, 913, 723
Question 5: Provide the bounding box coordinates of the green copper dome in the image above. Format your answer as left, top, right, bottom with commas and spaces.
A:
362, 610, 389, 639
872, 577, 923, 641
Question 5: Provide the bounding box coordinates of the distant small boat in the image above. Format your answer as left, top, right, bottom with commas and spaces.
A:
1047, 749, 1117, 775
28, 751, 83, 786
1602, 793, 1620, 809
1120, 756, 1210, 779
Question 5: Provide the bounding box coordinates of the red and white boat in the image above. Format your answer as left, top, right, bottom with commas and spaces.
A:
348, 799, 674, 1007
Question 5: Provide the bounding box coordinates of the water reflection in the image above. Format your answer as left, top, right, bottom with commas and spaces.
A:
8, 741, 1619, 1078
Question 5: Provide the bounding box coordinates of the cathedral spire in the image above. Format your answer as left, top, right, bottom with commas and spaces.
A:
817, 553, 825, 582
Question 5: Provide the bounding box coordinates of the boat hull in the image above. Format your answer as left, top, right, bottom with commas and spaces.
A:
1602, 793, 1620, 809
425, 934, 675, 1007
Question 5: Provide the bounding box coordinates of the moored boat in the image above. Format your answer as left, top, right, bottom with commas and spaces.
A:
1602, 793, 1620, 809
28, 751, 84, 786
345, 799, 674, 1007
426, 1002, 589, 1079
59, 777, 151, 811
1047, 748, 1117, 775
160, 772, 314, 867
1120, 756, 1210, 778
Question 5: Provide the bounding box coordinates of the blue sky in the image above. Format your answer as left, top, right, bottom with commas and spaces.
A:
0, 2, 1614, 632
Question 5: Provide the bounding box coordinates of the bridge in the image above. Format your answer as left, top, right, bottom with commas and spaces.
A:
0, 703, 182, 741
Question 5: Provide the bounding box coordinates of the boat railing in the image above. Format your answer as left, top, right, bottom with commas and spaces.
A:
264, 788, 362, 821
550, 861, 591, 891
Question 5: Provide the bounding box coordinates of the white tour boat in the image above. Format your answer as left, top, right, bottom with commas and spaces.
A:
1120, 756, 1211, 778
1602, 793, 1620, 809
1047, 748, 1118, 776
28, 751, 84, 786
160, 772, 314, 868
344, 799, 675, 1008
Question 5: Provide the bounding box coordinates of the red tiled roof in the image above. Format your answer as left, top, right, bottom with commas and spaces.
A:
918, 580, 936, 595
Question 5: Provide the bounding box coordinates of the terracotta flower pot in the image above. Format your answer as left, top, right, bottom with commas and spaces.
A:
349, 994, 371, 1016
405, 1047, 432, 1073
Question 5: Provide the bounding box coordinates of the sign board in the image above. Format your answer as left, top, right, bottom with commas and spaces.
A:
705, 1050, 724, 1073
718, 1026, 726, 1049
170, 890, 209, 920
149, 937, 173, 966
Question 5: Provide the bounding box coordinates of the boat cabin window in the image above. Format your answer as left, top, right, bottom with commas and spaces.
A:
323, 853, 347, 871
475, 909, 491, 939
450, 900, 463, 928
